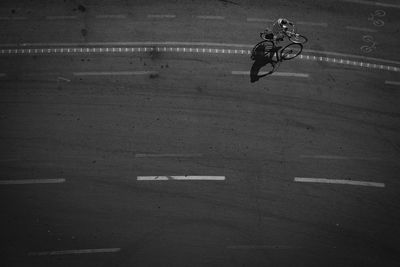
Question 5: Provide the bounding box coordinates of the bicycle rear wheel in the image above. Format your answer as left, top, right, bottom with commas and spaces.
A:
280, 43, 303, 60
289, 34, 308, 44
251, 40, 274, 60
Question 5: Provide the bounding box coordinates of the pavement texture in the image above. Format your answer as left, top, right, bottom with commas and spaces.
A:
0, 0, 400, 266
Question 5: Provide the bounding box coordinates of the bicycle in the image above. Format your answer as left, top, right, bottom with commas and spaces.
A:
260, 23, 308, 44
250, 38, 304, 72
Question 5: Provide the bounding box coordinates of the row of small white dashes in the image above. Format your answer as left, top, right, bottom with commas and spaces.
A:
0, 46, 398, 72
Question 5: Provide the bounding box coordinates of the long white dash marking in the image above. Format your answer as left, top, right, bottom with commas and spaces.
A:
28, 248, 120, 256
0, 178, 66, 185
385, 80, 400, 86
340, 0, 400, 9
294, 177, 385, 188
197, 15, 225, 20
96, 14, 126, 19
46, 16, 77, 20
73, 71, 158, 76
345, 26, 377, 32
135, 153, 203, 158
297, 21, 328, 27
147, 14, 176, 18
137, 176, 225, 181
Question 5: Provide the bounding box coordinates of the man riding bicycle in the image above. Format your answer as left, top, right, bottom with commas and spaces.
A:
264, 18, 294, 43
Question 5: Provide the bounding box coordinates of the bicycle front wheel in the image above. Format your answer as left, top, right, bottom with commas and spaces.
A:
289, 34, 308, 44
280, 43, 303, 60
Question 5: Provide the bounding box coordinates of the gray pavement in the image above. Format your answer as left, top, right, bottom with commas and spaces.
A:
0, 0, 400, 266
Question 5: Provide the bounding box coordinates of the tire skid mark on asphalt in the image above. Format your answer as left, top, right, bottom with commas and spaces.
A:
294, 177, 385, 188
28, 248, 121, 256
0, 46, 398, 72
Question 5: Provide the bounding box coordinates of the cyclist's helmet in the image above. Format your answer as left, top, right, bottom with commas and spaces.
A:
280, 18, 289, 31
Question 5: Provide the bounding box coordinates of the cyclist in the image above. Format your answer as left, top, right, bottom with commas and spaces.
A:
264, 18, 294, 43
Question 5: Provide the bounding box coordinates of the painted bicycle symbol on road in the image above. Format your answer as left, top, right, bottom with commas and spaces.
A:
360, 35, 377, 53
368, 10, 386, 27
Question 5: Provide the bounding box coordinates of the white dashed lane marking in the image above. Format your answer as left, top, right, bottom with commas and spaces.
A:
345, 26, 377, 32
0, 44, 398, 73
196, 15, 225, 20
0, 178, 66, 185
385, 80, 400, 86
294, 177, 385, 188
137, 176, 226, 181
29, 248, 121, 256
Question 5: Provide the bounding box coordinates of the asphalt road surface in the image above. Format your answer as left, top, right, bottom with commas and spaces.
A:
1, 0, 400, 266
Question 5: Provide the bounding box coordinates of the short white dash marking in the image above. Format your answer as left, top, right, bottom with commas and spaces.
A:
345, 26, 377, 32
28, 248, 121, 256
0, 178, 66, 185
137, 176, 225, 181
57, 76, 71, 82
294, 177, 385, 188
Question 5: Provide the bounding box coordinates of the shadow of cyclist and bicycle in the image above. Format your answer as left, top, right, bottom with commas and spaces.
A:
250, 28, 307, 83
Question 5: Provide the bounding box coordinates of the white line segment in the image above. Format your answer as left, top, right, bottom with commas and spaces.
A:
299, 155, 382, 161
341, 0, 400, 9
294, 177, 385, 188
135, 153, 203, 158
137, 176, 225, 181
96, 14, 126, 19
385, 80, 400, 86
73, 71, 158, 76
46, 16, 77, 20
227, 245, 296, 249
0, 178, 66, 185
246, 18, 274, 22
196, 15, 225, 20
147, 14, 176, 18
232, 71, 309, 78
297, 21, 328, 27
345, 26, 377, 32
28, 248, 120, 256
